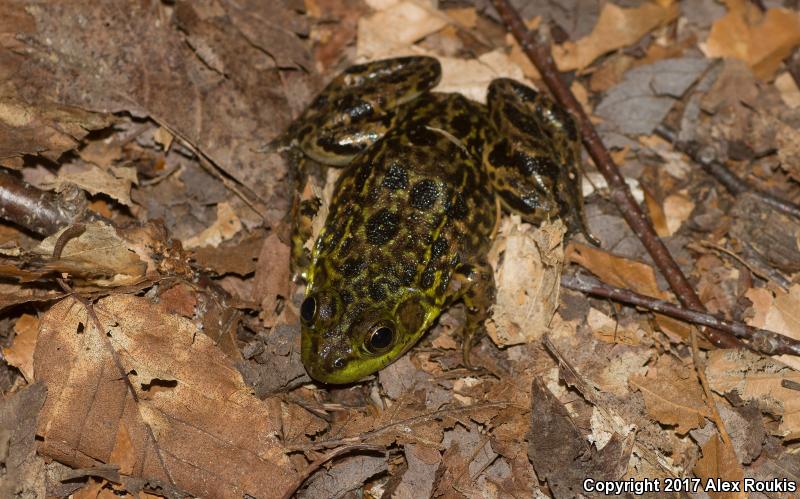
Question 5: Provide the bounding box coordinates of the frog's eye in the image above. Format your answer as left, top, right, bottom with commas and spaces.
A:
367, 325, 394, 353
300, 296, 316, 324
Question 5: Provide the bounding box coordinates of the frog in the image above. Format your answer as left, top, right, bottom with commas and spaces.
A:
285, 56, 595, 384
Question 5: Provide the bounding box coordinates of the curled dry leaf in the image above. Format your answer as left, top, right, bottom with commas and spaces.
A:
552, 1, 680, 72
34, 221, 151, 287
0, 97, 112, 169
33, 295, 298, 498
486, 218, 565, 347
3, 313, 39, 382
183, 202, 243, 250
775, 72, 800, 108
41, 162, 138, 208
706, 349, 800, 440
629, 355, 709, 435
743, 285, 800, 372
703, 3, 800, 80
0, 382, 47, 499
356, 0, 448, 60
693, 435, 747, 499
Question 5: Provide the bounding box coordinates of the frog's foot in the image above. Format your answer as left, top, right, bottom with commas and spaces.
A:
292, 56, 442, 166
448, 260, 495, 370
485, 78, 597, 245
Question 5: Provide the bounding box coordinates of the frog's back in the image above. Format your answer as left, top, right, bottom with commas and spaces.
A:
313, 93, 497, 307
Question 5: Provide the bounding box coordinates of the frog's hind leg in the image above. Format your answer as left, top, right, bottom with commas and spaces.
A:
447, 260, 496, 369
484, 78, 598, 245
291, 56, 442, 166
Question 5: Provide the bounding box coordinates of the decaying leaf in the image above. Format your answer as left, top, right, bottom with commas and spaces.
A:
693, 435, 746, 499
552, 1, 680, 72
703, 1, 800, 80
183, 202, 243, 250
486, 218, 565, 346
34, 295, 298, 498
629, 355, 709, 435
744, 285, 800, 370
356, 0, 448, 59
3, 313, 39, 382
0, 97, 112, 169
528, 377, 632, 499
393, 444, 441, 499
34, 221, 151, 287
595, 57, 711, 135
0, 382, 47, 499
706, 349, 800, 440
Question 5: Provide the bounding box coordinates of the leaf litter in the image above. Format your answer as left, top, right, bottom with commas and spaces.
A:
1, 0, 800, 498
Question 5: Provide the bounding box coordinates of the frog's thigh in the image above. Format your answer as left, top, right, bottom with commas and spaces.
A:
486, 78, 596, 243
296, 57, 442, 166
447, 260, 496, 368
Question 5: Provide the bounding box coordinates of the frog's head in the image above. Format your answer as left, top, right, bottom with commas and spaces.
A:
300, 285, 439, 384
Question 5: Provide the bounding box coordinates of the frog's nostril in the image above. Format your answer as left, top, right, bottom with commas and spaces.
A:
332, 357, 346, 369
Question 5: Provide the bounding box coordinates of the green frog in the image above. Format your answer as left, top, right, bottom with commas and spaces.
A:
286, 56, 594, 384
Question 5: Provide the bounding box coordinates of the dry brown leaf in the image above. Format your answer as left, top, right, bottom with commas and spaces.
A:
254, 232, 292, 327
702, 3, 800, 80
183, 202, 243, 250
35, 221, 149, 287
40, 162, 138, 208
3, 313, 39, 382
0, 96, 112, 169
356, 0, 448, 59
693, 435, 746, 499
745, 285, 800, 370
552, 2, 680, 72
643, 189, 669, 237
486, 218, 565, 347
662, 192, 695, 236
775, 72, 800, 108
586, 308, 643, 346
629, 355, 709, 435
0, 383, 47, 499
33, 295, 298, 498
436, 50, 536, 104
706, 349, 800, 439
566, 242, 667, 299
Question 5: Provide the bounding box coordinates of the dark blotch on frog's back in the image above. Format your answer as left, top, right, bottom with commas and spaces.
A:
382, 164, 409, 190
407, 124, 440, 148
420, 264, 436, 289
366, 208, 400, 245
369, 281, 387, 302
409, 179, 439, 210
341, 256, 366, 277
445, 191, 468, 220
431, 236, 448, 259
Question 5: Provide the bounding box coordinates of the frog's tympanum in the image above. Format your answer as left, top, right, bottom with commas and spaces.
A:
285, 56, 594, 384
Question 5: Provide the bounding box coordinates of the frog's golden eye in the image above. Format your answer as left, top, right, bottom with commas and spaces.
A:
300, 296, 316, 324
367, 324, 394, 353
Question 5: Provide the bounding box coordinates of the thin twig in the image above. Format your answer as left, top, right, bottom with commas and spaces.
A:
655, 125, 800, 220
489, 0, 743, 350
286, 401, 522, 452
280, 444, 385, 499
691, 328, 733, 448
561, 274, 800, 356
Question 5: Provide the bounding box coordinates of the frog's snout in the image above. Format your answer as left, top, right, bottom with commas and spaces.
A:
300, 327, 354, 383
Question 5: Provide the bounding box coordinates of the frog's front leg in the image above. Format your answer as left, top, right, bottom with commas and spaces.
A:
290, 194, 321, 281
447, 260, 496, 369
291, 56, 442, 166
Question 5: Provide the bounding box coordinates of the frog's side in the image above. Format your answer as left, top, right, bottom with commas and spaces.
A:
287, 56, 594, 384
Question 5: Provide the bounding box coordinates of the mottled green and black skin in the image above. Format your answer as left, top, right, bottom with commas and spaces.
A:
287, 56, 594, 384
